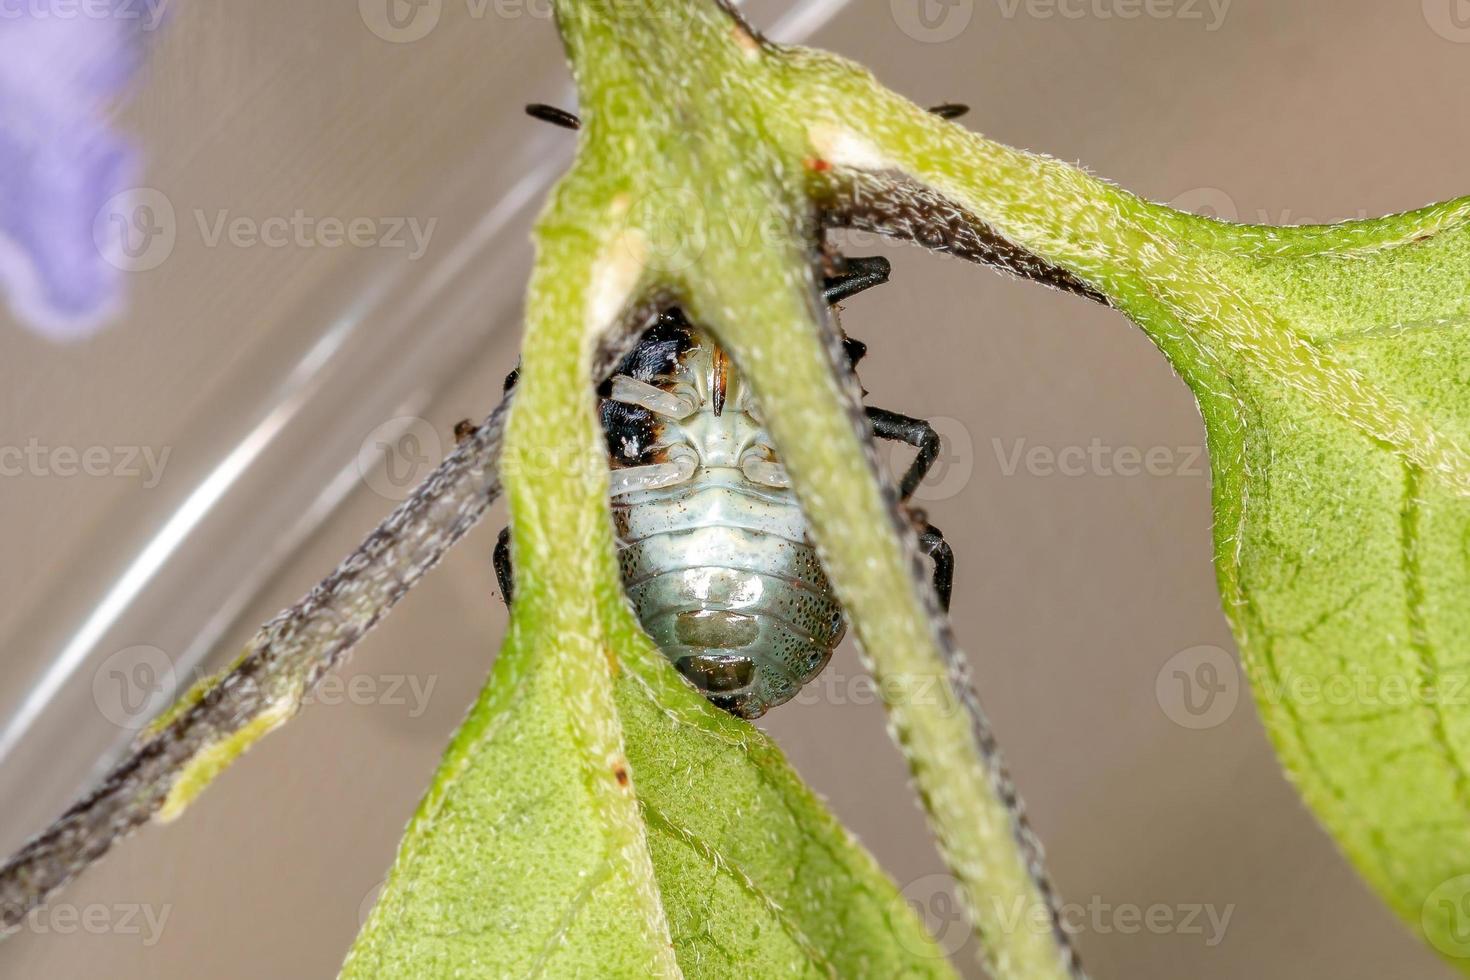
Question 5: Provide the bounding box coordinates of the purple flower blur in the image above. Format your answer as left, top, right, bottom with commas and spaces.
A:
0, 1, 164, 341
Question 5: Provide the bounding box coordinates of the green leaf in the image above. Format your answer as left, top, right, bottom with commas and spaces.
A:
340, 138, 951, 976
23, 4, 1470, 975
816, 71, 1470, 967
1175, 214, 1470, 971
614, 620, 956, 977
351, 4, 1470, 975
340, 601, 954, 978
339, 613, 678, 978
537, 6, 1086, 977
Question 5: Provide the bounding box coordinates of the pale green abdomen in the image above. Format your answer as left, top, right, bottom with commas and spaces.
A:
612, 477, 844, 718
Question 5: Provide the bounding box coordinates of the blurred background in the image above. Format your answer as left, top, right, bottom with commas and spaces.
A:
2, 0, 1468, 976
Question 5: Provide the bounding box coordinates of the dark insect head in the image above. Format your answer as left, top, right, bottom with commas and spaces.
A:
604, 309, 695, 384
598, 311, 697, 466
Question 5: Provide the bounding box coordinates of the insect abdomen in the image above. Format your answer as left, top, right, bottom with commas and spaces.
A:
614, 478, 844, 717
602, 321, 845, 718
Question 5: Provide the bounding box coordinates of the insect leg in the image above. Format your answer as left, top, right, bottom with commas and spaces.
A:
493, 526, 514, 605
927, 103, 970, 120
525, 103, 581, 130
917, 523, 954, 613
866, 404, 952, 608
821, 255, 891, 306
866, 406, 941, 501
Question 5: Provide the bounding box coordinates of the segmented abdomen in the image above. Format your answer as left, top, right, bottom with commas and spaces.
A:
612, 476, 843, 718
602, 319, 846, 718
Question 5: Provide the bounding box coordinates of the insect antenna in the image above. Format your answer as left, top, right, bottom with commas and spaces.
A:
525, 103, 581, 130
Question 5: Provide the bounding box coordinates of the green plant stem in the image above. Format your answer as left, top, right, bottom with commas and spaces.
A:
535, 3, 1082, 977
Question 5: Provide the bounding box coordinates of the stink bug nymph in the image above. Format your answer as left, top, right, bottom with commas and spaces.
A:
485, 106, 959, 719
